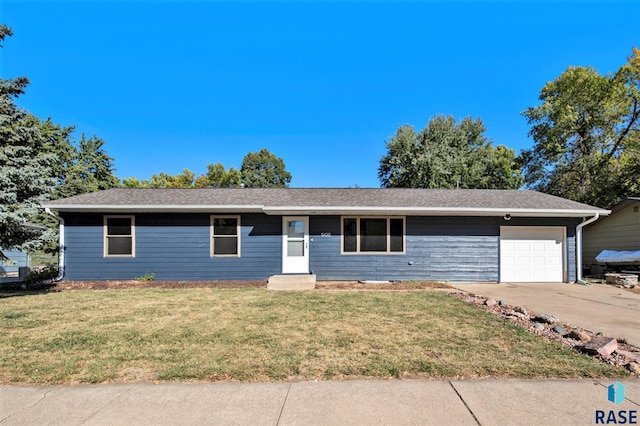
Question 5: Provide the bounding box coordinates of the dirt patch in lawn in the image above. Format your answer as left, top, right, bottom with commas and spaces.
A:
48, 280, 451, 291
316, 281, 451, 290
52, 280, 267, 290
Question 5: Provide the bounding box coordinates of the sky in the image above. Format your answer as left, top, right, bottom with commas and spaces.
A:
1, 1, 639, 188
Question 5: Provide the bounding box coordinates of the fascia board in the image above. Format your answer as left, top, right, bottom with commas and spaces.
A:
42, 204, 265, 213
43, 204, 611, 217
261, 206, 611, 217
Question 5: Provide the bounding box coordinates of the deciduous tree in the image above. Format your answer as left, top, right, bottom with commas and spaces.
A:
378, 115, 522, 189
122, 169, 195, 188
240, 148, 292, 188
520, 47, 640, 207
194, 163, 241, 188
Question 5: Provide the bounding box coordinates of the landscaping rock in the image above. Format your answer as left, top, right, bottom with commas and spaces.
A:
514, 306, 528, 316
448, 291, 639, 374
581, 336, 618, 357
616, 349, 640, 363
485, 298, 497, 307
505, 310, 527, 320
532, 323, 544, 331
552, 325, 567, 335
568, 330, 591, 343
533, 314, 559, 324
606, 273, 638, 286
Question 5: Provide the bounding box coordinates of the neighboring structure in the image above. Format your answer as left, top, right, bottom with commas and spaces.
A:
0, 249, 27, 276
582, 197, 640, 272
43, 188, 609, 283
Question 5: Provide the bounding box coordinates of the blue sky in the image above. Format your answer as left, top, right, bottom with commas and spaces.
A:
2, 1, 638, 188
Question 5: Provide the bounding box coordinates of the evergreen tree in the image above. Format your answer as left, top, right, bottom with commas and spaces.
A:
0, 25, 55, 259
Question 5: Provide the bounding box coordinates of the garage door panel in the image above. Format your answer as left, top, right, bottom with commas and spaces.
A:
500, 227, 564, 283
532, 242, 546, 251
502, 257, 515, 267
547, 256, 562, 266
532, 256, 547, 266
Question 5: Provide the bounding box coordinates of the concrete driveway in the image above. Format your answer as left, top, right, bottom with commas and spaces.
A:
450, 282, 640, 347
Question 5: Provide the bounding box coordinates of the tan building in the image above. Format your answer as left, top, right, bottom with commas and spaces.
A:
582, 198, 640, 271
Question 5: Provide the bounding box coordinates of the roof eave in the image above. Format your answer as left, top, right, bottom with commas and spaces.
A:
261, 206, 611, 217
44, 203, 610, 217
42, 204, 265, 213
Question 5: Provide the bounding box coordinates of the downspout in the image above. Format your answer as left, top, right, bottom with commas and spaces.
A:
575, 213, 599, 285
45, 208, 65, 282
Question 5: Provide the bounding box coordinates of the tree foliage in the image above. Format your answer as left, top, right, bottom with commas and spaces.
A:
121, 169, 195, 188
25, 116, 119, 199
378, 115, 523, 189
123, 148, 292, 189
194, 163, 241, 188
241, 148, 292, 188
0, 25, 56, 258
520, 47, 640, 207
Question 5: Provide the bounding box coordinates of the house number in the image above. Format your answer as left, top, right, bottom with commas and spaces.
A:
321, 232, 331, 237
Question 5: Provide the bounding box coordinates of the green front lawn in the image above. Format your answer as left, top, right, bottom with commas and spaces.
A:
0, 288, 627, 384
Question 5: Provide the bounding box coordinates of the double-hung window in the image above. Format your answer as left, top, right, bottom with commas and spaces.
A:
342, 217, 405, 254
104, 215, 135, 257
211, 216, 241, 257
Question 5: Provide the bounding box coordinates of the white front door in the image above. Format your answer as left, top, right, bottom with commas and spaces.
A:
282, 216, 309, 274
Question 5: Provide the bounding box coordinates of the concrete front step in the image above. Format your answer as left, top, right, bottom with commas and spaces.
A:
267, 274, 316, 291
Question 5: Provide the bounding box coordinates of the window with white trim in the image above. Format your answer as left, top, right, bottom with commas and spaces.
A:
104, 215, 135, 257
211, 216, 241, 257
342, 217, 405, 254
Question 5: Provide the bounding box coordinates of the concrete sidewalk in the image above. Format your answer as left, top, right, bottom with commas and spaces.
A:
1, 379, 639, 425
450, 282, 640, 347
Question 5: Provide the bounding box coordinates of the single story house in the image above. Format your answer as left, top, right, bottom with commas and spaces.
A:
43, 188, 609, 283
582, 197, 640, 272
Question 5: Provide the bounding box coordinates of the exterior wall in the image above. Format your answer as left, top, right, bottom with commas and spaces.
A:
62, 213, 281, 281
61, 212, 580, 282
310, 216, 579, 282
0, 249, 28, 275
583, 201, 640, 267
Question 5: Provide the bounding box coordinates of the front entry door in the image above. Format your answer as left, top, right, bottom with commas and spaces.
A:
282, 217, 309, 274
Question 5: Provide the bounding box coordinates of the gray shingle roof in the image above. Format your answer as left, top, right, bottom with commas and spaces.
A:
43, 188, 609, 217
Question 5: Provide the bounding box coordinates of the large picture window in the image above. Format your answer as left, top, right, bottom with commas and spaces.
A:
211, 216, 240, 257
104, 215, 135, 257
342, 217, 405, 254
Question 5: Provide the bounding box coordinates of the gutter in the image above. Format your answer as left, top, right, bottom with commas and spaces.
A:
43, 203, 609, 218
44, 208, 65, 282
575, 213, 601, 285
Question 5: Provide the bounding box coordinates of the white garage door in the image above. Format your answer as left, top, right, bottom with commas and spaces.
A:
500, 227, 564, 282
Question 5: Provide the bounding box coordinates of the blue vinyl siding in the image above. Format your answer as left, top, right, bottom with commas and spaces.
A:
62, 213, 281, 281
310, 216, 500, 281
62, 212, 580, 282
567, 234, 577, 282
310, 216, 580, 282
